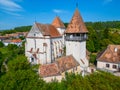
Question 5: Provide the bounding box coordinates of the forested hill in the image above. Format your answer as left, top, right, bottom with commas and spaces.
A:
65, 21, 120, 30
0, 26, 32, 35
85, 21, 120, 30
0, 21, 120, 34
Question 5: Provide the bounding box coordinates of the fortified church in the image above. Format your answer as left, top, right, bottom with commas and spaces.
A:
25, 8, 90, 82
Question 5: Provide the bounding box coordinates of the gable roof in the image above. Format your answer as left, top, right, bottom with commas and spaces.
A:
65, 8, 88, 33
39, 55, 80, 77
0, 36, 9, 40
35, 22, 61, 38
52, 16, 65, 28
40, 63, 60, 77
56, 55, 79, 72
11, 39, 22, 43
3, 39, 22, 43
97, 45, 120, 63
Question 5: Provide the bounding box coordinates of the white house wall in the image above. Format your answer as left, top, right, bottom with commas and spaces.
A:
43, 75, 63, 82
97, 61, 118, 72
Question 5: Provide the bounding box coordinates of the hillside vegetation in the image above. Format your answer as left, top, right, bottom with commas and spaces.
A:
0, 26, 31, 35
0, 45, 120, 90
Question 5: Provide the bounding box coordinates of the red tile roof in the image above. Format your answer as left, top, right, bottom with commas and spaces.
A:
56, 55, 79, 72
5, 33, 19, 37
0, 36, 9, 39
97, 45, 120, 63
40, 63, 60, 77
39, 55, 80, 77
11, 39, 22, 43
35, 23, 61, 38
52, 16, 65, 28
65, 8, 88, 33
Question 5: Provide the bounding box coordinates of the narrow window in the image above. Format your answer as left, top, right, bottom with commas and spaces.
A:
106, 64, 109, 68
76, 67, 77, 70
34, 34, 36, 36
113, 65, 117, 69
31, 57, 34, 62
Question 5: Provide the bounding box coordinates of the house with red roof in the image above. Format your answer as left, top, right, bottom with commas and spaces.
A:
11, 39, 22, 46
39, 55, 80, 82
3, 39, 22, 46
0, 36, 9, 41
97, 45, 120, 72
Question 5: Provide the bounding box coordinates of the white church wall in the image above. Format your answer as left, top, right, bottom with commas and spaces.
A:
56, 28, 65, 46
51, 37, 63, 62
27, 23, 43, 37
66, 41, 88, 67
26, 36, 52, 65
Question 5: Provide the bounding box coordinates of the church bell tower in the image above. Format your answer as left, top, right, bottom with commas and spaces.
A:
65, 8, 89, 67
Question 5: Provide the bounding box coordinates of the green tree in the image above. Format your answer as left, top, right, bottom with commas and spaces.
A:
110, 32, 120, 44
100, 39, 113, 49
0, 42, 4, 47
103, 28, 110, 39
8, 55, 30, 71
87, 40, 95, 52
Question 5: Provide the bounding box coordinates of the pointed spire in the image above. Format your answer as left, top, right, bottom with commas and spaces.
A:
52, 16, 65, 28
65, 8, 88, 33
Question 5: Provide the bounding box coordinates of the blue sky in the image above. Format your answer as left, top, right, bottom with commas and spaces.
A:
0, 0, 120, 30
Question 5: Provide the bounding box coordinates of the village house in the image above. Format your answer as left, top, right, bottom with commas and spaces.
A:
3, 39, 22, 46
39, 55, 80, 82
97, 45, 120, 72
0, 36, 9, 41
5, 32, 28, 39
11, 39, 22, 46
5, 33, 19, 38
16, 32, 28, 37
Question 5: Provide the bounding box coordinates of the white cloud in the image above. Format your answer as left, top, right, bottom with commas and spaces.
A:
3, 11, 21, 16
103, 0, 112, 4
0, 0, 23, 16
13, 0, 23, 2
53, 9, 67, 14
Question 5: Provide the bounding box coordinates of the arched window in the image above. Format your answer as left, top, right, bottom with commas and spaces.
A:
34, 33, 36, 36
70, 35, 73, 38
31, 57, 34, 62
